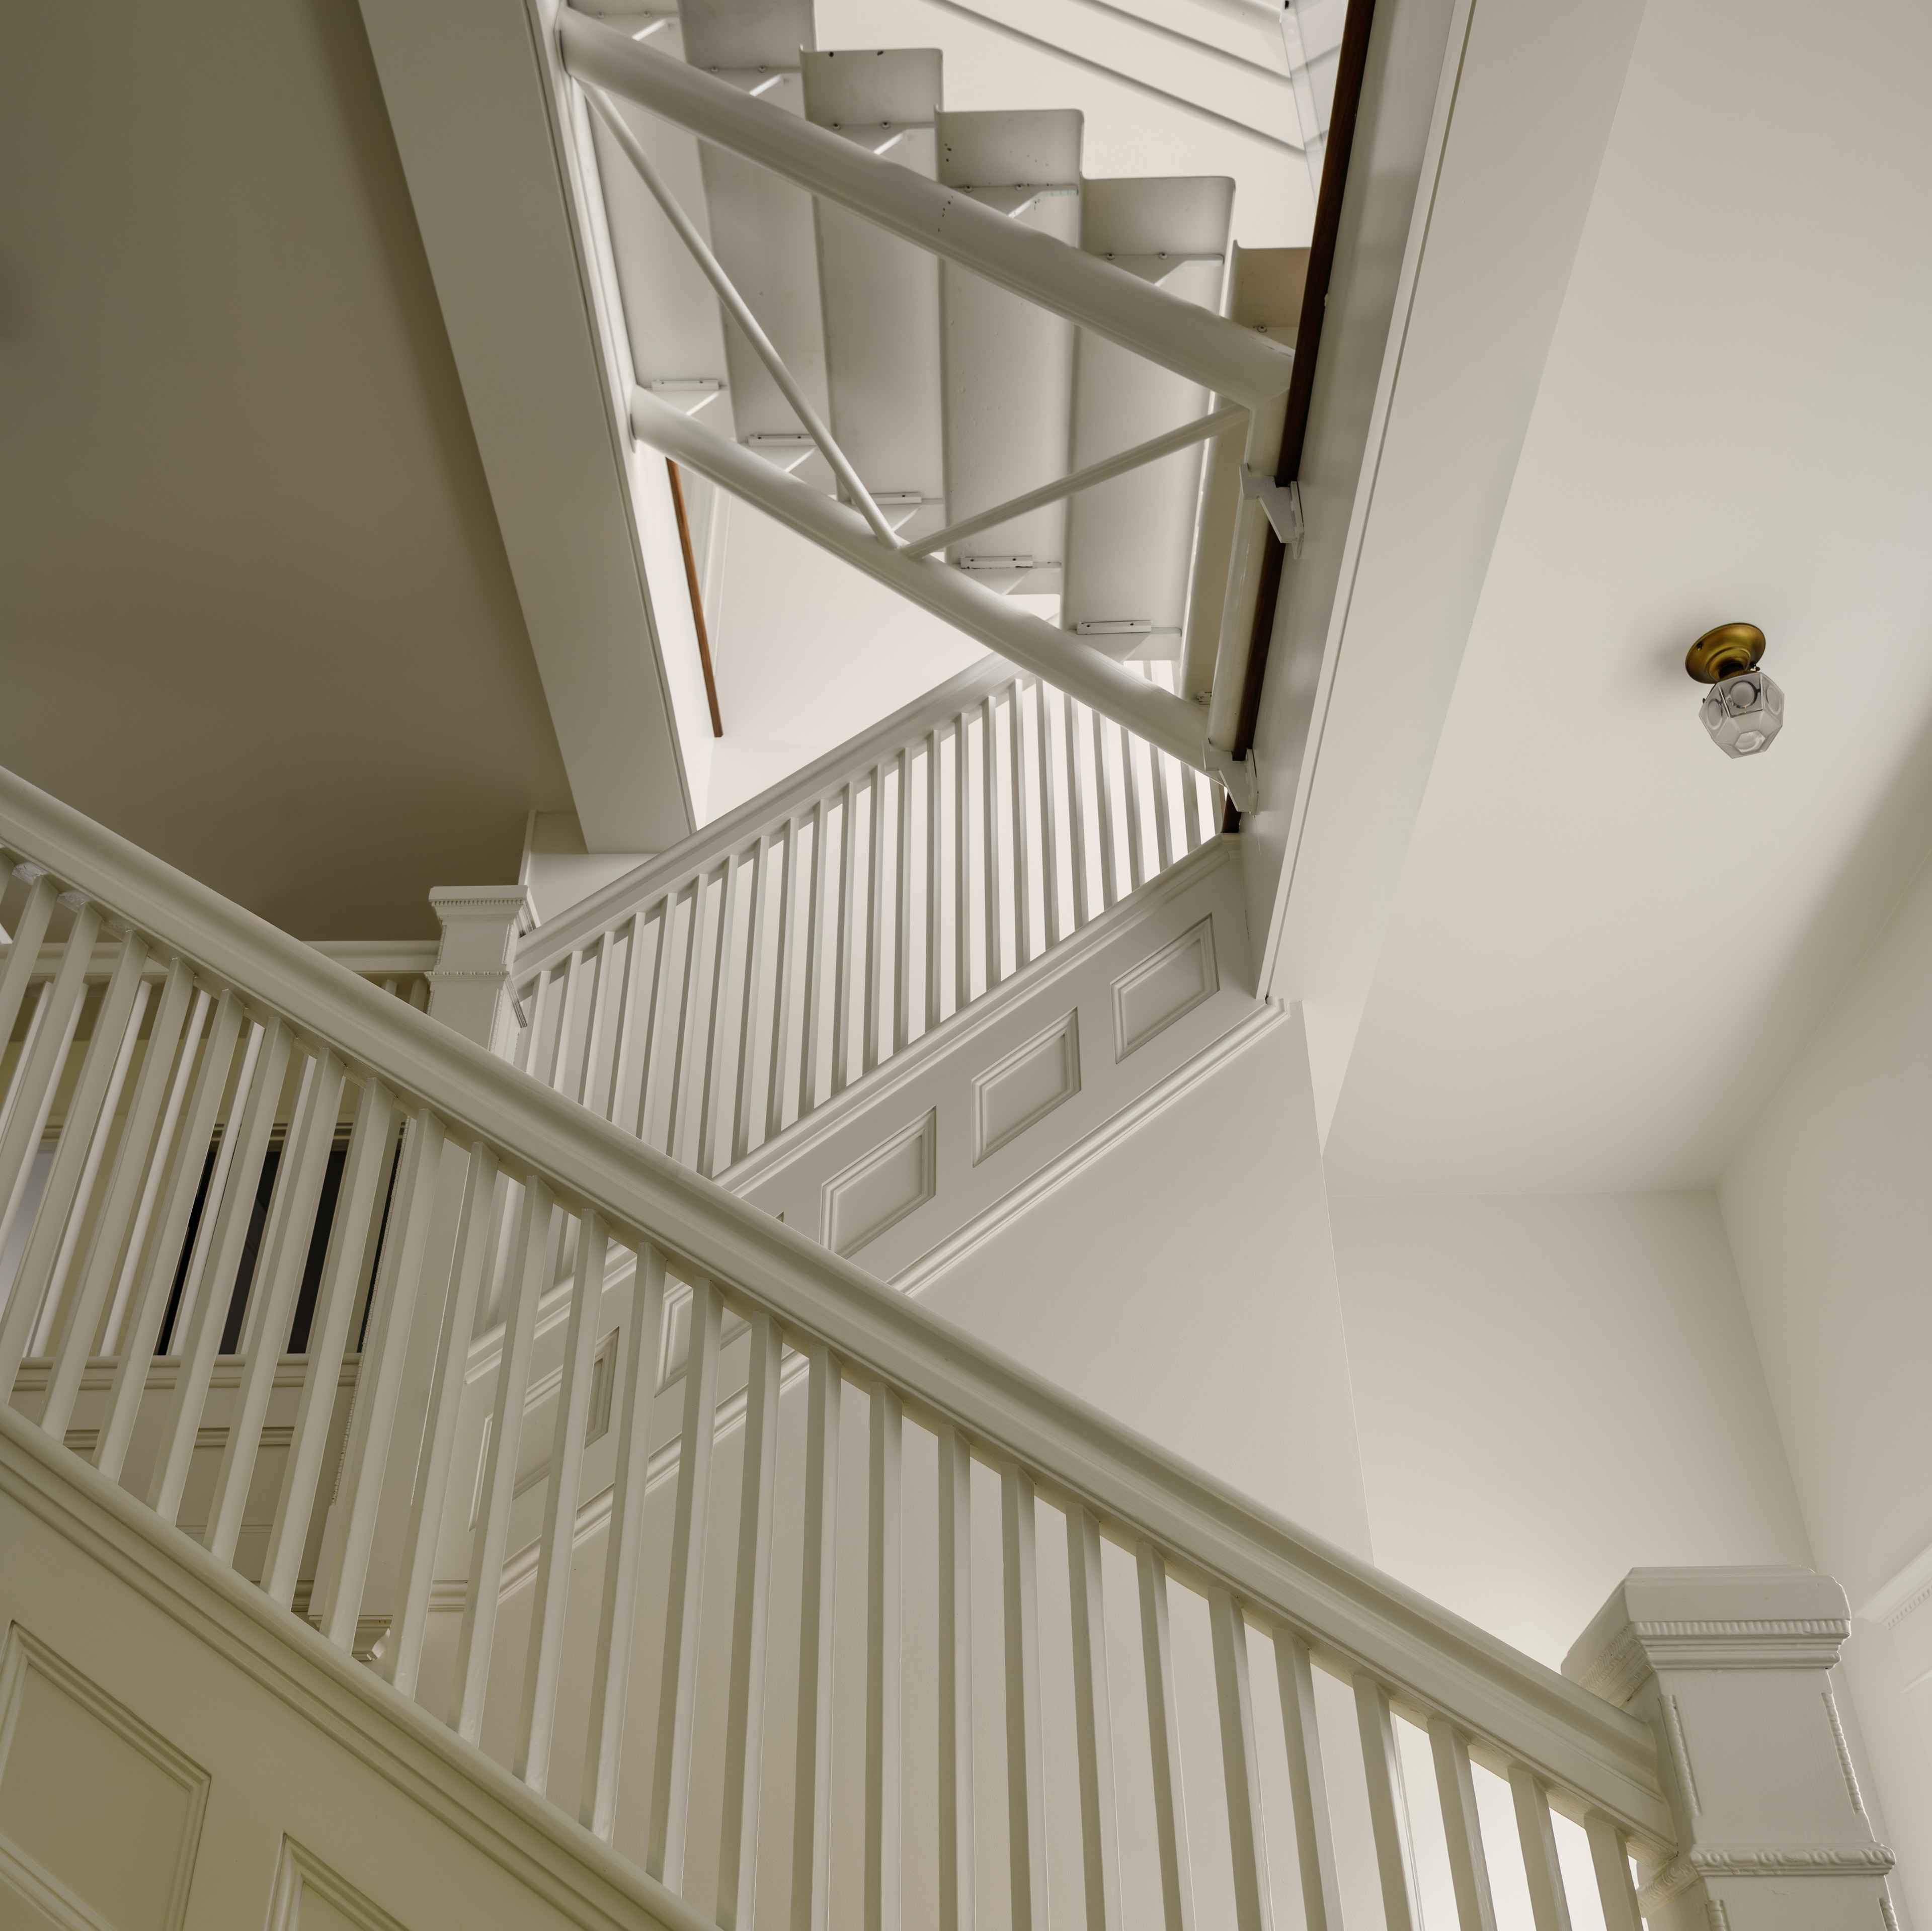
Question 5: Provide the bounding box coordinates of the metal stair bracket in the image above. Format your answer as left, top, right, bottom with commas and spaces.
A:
1205, 742, 1259, 814
1240, 467, 1304, 552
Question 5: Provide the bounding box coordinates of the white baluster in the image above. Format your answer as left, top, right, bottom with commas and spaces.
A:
1068, 1504, 1121, 1931
982, 694, 1003, 990
938, 1423, 975, 1931
42, 959, 196, 1440
632, 900, 675, 1144
1093, 708, 1119, 909
1009, 681, 1031, 970
1002, 1462, 1048, 1931
581, 1242, 668, 1839
731, 833, 771, 1167
385, 1141, 500, 1699
96, 988, 246, 1483
833, 782, 857, 1094
1150, 743, 1175, 875
1065, 693, 1091, 929
149, 1016, 288, 1524
577, 932, 613, 1113
1121, 724, 1146, 893
651, 1273, 722, 1886
1210, 1588, 1274, 1931
203, 1050, 345, 1564
953, 712, 972, 1011
0, 894, 102, 1267
867, 1384, 903, 1931
606, 912, 648, 1128
518, 1209, 610, 1791
1138, 1545, 1196, 1931
864, 765, 886, 1076
1354, 1676, 1424, 1931
1, 930, 148, 1387
798, 800, 830, 1120
666, 874, 713, 1162
925, 730, 943, 1035
894, 746, 912, 1054
790, 1341, 841, 1931
547, 951, 583, 1093
698, 850, 744, 1177
0, 870, 58, 1062
1274, 1630, 1343, 1931
451, 1172, 555, 1732
766, 816, 799, 1143
1036, 682, 1062, 949
1429, 1717, 1499, 1931
1182, 752, 1206, 853
1507, 1764, 1573, 1931
1582, 1813, 1642, 1931
717, 1309, 781, 1929
313, 1109, 448, 1651
26, 970, 148, 1367
263, 1074, 398, 1610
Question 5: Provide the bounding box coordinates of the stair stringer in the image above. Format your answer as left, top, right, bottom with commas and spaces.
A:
0, 1400, 709, 1931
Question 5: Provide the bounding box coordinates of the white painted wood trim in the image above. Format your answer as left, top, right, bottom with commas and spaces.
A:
0, 761, 1670, 1842
0, 1397, 714, 1931
892, 999, 1284, 1296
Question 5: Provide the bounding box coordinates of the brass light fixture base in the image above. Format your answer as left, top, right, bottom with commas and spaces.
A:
1686, 622, 1766, 685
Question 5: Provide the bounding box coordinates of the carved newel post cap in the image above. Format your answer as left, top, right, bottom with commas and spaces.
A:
1565, 1565, 1851, 1705
1564, 1567, 1893, 1931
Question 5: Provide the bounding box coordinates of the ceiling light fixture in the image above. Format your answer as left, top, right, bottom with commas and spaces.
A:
1686, 622, 1784, 759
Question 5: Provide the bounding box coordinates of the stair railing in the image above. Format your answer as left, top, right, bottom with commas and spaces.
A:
505, 653, 1223, 1180
0, 757, 1673, 1931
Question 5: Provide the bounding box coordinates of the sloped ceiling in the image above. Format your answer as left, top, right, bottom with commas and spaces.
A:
1322, 0, 1932, 1193
0, 0, 573, 939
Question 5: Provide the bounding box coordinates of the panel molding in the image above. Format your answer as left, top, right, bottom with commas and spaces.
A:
899, 1001, 1284, 1296
972, 1012, 1080, 1165
821, 1112, 938, 1259
0, 1621, 209, 1931
1112, 916, 1219, 1060
267, 1838, 413, 1931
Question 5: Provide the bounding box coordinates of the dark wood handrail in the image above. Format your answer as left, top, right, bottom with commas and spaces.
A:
1227, 0, 1380, 815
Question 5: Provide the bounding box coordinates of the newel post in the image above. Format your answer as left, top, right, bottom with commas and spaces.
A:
1565, 1567, 1896, 1929
426, 886, 536, 1053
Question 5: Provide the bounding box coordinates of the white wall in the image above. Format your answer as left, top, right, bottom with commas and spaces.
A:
920, 1007, 1374, 1560
1327, 1191, 1813, 1670
1720, 845, 1932, 1925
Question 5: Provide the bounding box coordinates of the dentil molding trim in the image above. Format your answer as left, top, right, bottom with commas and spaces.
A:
1639, 1843, 1896, 1912
1575, 1618, 1850, 1705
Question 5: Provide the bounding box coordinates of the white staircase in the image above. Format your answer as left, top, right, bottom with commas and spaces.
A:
0, 761, 1902, 1931
544, 0, 1312, 805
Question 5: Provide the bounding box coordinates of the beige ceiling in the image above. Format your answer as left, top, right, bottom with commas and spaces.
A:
0, 0, 573, 940
1322, 0, 1932, 1194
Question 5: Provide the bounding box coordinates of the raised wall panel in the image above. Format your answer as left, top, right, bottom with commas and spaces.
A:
0, 1625, 207, 1931
1112, 917, 1219, 1061
266, 1839, 411, 1931
822, 1111, 937, 1258
973, 1012, 1080, 1164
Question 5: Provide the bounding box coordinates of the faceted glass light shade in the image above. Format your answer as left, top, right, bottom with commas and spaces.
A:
1700, 668, 1785, 758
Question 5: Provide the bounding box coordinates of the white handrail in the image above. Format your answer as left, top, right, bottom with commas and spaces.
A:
0, 761, 1675, 1928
